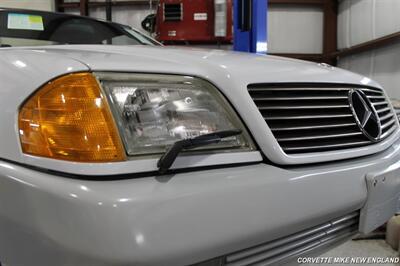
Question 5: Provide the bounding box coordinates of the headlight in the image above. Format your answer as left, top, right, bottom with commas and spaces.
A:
18, 72, 255, 163
98, 73, 255, 156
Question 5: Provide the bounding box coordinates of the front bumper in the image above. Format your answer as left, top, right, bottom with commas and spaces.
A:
1, 138, 400, 266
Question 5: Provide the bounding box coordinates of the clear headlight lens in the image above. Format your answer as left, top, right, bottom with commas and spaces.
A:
99, 73, 255, 156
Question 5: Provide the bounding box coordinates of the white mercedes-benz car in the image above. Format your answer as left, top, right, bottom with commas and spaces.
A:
0, 8, 399, 266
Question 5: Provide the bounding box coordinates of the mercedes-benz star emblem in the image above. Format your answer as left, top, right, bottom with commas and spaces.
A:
349, 89, 381, 142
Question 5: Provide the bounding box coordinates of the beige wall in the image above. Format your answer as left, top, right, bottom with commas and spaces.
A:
268, 4, 324, 54
337, 0, 400, 99
0, 0, 54, 11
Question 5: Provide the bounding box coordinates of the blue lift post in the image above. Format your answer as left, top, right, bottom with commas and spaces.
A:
233, 0, 267, 54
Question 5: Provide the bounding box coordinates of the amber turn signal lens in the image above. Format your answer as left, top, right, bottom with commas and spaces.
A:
19, 72, 126, 162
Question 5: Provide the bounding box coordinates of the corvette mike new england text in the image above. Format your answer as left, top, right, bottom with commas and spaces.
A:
297, 256, 400, 264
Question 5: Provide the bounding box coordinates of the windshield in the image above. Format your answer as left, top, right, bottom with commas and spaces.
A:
0, 9, 160, 47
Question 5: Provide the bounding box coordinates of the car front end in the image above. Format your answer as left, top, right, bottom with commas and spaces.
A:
0, 44, 399, 266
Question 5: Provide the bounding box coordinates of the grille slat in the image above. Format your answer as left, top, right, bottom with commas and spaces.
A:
362, 88, 384, 95
277, 132, 363, 142
249, 87, 350, 92
382, 125, 396, 139
253, 96, 348, 101
229, 232, 326, 266
248, 85, 397, 154
259, 104, 349, 110
271, 122, 356, 131
264, 114, 353, 121
382, 119, 396, 130
377, 107, 391, 114
380, 112, 394, 121
283, 140, 371, 152
367, 95, 386, 99
225, 212, 359, 266
373, 102, 388, 107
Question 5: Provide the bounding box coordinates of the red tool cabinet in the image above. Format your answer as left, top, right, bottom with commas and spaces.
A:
156, 0, 233, 43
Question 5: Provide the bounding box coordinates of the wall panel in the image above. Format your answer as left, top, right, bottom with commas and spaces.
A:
375, 0, 400, 38
0, 0, 54, 11
338, 0, 400, 48
268, 4, 323, 53
337, 0, 350, 49
338, 40, 400, 99
338, 0, 400, 99
348, 0, 374, 47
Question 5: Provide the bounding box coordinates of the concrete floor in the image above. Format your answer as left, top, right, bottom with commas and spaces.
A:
304, 240, 399, 266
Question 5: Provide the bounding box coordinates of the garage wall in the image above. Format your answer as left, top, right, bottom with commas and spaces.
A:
62, 0, 156, 35
0, 0, 54, 11
62, 2, 324, 53
95, 6, 155, 35
63, 5, 156, 35
337, 0, 400, 99
268, 4, 323, 53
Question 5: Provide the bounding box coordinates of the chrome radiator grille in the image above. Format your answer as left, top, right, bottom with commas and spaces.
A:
248, 84, 397, 154
225, 212, 359, 266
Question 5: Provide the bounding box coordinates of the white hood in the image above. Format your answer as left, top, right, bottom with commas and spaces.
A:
38, 45, 379, 89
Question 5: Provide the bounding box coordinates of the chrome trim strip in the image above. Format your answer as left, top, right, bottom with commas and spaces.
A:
225, 212, 359, 266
